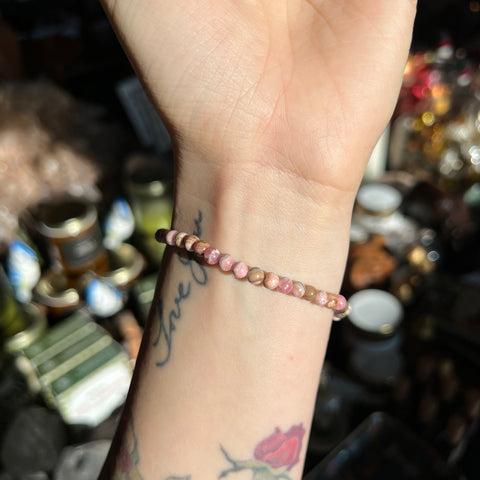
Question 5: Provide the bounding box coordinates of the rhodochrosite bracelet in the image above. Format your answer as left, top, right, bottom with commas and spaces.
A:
155, 228, 351, 321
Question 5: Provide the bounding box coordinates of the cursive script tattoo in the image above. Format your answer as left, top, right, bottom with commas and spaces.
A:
153, 211, 207, 367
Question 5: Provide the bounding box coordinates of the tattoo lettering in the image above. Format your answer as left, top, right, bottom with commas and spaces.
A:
152, 282, 191, 366
153, 211, 208, 367
219, 424, 305, 480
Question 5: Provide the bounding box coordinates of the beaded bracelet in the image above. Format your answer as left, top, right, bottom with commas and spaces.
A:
155, 229, 351, 321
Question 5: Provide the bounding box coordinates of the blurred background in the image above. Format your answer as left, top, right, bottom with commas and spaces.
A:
0, 1, 480, 479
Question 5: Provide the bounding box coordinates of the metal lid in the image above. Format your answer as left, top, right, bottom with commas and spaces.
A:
4, 303, 47, 353
348, 289, 403, 336
97, 243, 145, 289
36, 198, 97, 238
357, 183, 402, 216
34, 269, 81, 309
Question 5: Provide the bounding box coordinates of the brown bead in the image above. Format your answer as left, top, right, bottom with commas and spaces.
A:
303, 285, 317, 301
327, 292, 337, 309
184, 235, 199, 252
175, 232, 188, 247
264, 272, 279, 290
193, 241, 210, 256
247, 267, 265, 286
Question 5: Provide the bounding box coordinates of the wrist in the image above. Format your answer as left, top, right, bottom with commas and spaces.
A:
172, 149, 356, 292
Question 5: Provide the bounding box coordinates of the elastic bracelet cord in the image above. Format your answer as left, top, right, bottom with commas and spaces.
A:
155, 229, 351, 321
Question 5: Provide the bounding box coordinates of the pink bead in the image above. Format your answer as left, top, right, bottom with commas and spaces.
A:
314, 290, 328, 306
335, 295, 347, 311
277, 277, 293, 295
219, 254, 235, 272
233, 262, 249, 279
165, 230, 178, 246
291, 281, 305, 298
264, 272, 279, 290
204, 247, 221, 265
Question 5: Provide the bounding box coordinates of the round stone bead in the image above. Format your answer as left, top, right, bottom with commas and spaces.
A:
303, 285, 317, 302
247, 267, 265, 286
327, 299, 337, 309
184, 235, 199, 251
335, 294, 347, 311
155, 229, 166, 243
165, 230, 178, 246
277, 277, 293, 295
218, 254, 235, 272
204, 247, 221, 265
193, 241, 210, 256
175, 232, 188, 247
264, 272, 279, 290
233, 262, 249, 279
314, 290, 328, 306
333, 303, 351, 321
291, 281, 305, 298
326, 293, 338, 309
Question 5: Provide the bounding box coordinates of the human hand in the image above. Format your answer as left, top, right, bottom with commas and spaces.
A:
102, 0, 416, 198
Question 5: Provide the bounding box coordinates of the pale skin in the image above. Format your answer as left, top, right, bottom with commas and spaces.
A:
99, 1, 417, 479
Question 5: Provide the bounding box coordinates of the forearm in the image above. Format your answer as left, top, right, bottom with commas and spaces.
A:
101, 150, 356, 480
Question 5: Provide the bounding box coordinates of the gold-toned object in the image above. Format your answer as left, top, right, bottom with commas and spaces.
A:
34, 269, 82, 317
4, 303, 47, 354
36, 197, 108, 276
97, 243, 146, 290
407, 245, 435, 274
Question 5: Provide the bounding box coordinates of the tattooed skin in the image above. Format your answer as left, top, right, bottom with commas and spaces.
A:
115, 414, 191, 480
219, 424, 305, 480
152, 211, 207, 367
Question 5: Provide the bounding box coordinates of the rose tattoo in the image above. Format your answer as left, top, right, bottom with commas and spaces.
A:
219, 424, 305, 479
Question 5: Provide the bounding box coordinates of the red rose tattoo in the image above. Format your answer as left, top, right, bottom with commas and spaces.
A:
219, 424, 306, 479
254, 425, 305, 471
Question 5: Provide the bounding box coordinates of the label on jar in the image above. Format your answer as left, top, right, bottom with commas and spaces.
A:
59, 224, 104, 268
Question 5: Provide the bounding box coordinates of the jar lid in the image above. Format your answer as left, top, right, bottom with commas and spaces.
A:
348, 289, 403, 335
34, 270, 81, 309
36, 198, 97, 238
97, 243, 145, 289
357, 183, 402, 216
4, 303, 47, 353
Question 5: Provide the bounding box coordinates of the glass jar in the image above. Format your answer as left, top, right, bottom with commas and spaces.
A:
36, 197, 108, 276
346, 289, 404, 386
126, 163, 173, 265
354, 183, 418, 255
4, 303, 47, 354
97, 243, 146, 290
83, 243, 146, 319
